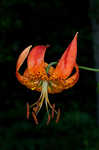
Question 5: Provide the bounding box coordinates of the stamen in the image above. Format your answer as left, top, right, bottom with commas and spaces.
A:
46, 96, 57, 114
56, 108, 60, 123
33, 106, 39, 114
26, 80, 60, 125
30, 96, 41, 108
27, 102, 29, 119
45, 98, 49, 113
36, 95, 45, 115
45, 97, 51, 125
32, 112, 39, 125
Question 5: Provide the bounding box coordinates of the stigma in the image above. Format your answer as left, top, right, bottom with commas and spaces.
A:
27, 80, 60, 125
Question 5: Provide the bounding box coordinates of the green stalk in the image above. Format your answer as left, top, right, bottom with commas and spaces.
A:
46, 61, 57, 74
45, 61, 99, 73
79, 66, 99, 72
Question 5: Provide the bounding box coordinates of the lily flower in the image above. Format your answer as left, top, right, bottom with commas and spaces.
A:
16, 32, 79, 124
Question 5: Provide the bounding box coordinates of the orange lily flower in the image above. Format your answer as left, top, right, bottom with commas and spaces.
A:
16, 32, 79, 124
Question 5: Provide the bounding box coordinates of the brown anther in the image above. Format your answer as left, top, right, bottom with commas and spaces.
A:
32, 112, 39, 125
56, 108, 60, 123
27, 102, 29, 120
46, 113, 51, 125
52, 104, 55, 119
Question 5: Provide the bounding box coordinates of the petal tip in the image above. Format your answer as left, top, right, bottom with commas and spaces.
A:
16, 45, 32, 72
75, 32, 79, 38
76, 32, 79, 35
74, 32, 78, 38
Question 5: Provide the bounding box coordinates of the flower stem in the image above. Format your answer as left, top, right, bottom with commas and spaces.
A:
46, 61, 57, 73
79, 66, 99, 72
46, 61, 99, 73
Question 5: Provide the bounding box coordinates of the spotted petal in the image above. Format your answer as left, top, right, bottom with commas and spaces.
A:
16, 45, 40, 90
27, 45, 49, 81
48, 33, 79, 93
48, 64, 79, 94
63, 63, 79, 89
16, 45, 49, 90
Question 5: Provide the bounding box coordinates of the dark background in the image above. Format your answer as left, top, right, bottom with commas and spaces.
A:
0, 0, 99, 150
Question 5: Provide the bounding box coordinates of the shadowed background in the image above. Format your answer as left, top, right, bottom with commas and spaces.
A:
0, 0, 99, 150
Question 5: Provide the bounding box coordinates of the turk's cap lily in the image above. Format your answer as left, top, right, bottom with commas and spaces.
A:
16, 32, 79, 124
16, 32, 79, 94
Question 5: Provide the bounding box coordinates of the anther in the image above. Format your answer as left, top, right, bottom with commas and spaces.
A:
27, 102, 29, 120
32, 112, 39, 125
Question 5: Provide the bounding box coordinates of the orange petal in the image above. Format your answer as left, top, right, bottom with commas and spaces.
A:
16, 45, 32, 72
63, 63, 79, 89
16, 45, 40, 90
16, 45, 32, 88
53, 32, 78, 79
48, 63, 79, 94
27, 45, 49, 74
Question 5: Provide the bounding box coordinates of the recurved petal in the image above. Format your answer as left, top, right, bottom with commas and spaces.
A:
16, 45, 32, 72
52, 32, 78, 79
63, 63, 79, 89
16, 71, 39, 90
48, 63, 79, 94
16, 45, 38, 90
48, 80, 64, 94
27, 45, 49, 74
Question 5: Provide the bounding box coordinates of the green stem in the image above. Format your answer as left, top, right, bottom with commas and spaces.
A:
46, 61, 57, 74
46, 61, 99, 73
79, 66, 99, 72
